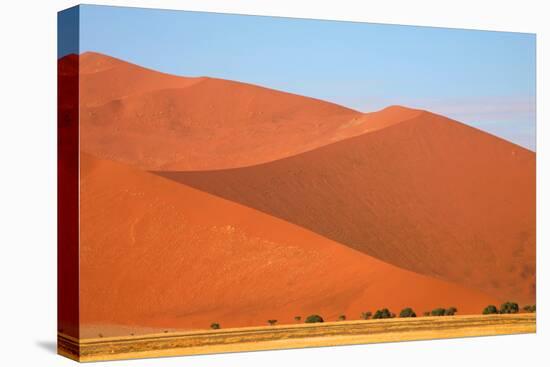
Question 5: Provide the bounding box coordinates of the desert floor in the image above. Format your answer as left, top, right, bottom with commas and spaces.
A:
59, 313, 535, 362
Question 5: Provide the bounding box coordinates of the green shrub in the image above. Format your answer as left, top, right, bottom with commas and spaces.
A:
360, 311, 372, 320
500, 302, 519, 314
399, 308, 417, 318
305, 314, 324, 323
267, 319, 278, 326
431, 308, 446, 316
523, 305, 536, 313
482, 305, 498, 315
373, 308, 393, 319
294, 316, 302, 322
210, 323, 220, 330
338, 314, 346, 321
445, 307, 458, 316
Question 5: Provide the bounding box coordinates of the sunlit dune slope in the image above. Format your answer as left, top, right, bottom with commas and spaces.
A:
80, 153, 498, 334
158, 111, 536, 304
70, 52, 424, 170
79, 51, 205, 107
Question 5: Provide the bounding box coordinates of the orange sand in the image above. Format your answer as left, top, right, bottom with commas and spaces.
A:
76, 52, 422, 170
60, 52, 534, 336
159, 111, 536, 304
80, 153, 498, 334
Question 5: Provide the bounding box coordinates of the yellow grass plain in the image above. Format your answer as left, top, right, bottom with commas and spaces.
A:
58, 313, 535, 362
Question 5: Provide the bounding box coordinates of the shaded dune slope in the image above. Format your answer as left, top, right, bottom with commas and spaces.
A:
74, 52, 425, 170
80, 153, 498, 334
158, 112, 536, 304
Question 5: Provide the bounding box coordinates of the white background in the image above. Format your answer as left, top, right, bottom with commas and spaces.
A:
0, 0, 547, 365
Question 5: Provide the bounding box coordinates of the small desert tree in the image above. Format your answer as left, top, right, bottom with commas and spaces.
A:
361, 311, 372, 320
500, 302, 519, 314
445, 307, 458, 316
373, 308, 393, 319
399, 307, 417, 318
482, 305, 498, 315
267, 319, 278, 326
305, 314, 324, 323
523, 305, 536, 313
431, 308, 446, 316
210, 323, 220, 330
338, 314, 346, 321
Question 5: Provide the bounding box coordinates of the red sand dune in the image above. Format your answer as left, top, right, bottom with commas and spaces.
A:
80, 153, 498, 334
158, 111, 536, 304
74, 52, 424, 170
79, 52, 205, 107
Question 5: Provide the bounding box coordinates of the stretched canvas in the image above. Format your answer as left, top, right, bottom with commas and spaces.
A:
58, 4, 536, 362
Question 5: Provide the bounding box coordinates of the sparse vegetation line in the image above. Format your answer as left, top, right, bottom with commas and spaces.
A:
58, 314, 535, 362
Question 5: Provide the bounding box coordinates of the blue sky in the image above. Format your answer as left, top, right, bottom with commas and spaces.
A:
61, 5, 536, 150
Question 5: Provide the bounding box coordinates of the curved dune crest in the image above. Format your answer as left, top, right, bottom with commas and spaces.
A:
80, 153, 498, 335
62, 52, 534, 336
70, 52, 424, 170
79, 52, 205, 107
158, 112, 536, 304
